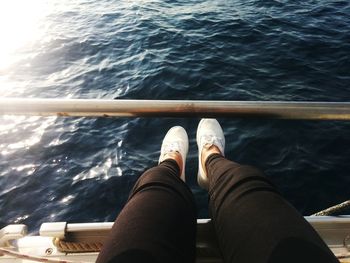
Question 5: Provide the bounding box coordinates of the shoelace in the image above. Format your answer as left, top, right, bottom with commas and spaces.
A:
162, 141, 181, 156
200, 135, 224, 149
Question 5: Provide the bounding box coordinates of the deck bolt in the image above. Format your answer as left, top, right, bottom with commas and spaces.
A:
45, 248, 53, 255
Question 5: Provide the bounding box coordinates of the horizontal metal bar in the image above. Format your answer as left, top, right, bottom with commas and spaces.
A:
1, 98, 350, 120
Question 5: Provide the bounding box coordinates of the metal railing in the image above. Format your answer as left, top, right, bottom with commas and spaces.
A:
1, 98, 350, 120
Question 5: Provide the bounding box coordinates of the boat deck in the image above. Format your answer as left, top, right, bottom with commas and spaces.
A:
1, 216, 350, 262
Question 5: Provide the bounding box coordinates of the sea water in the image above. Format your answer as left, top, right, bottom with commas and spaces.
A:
0, 0, 350, 231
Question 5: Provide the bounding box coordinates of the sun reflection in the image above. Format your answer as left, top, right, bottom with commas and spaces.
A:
14, 214, 29, 223
72, 157, 122, 181
15, 164, 37, 175
0, 116, 56, 153
1, 150, 10, 156
60, 194, 74, 204
0, 0, 49, 70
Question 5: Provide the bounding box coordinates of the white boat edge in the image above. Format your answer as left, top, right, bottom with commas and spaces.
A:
1, 216, 350, 262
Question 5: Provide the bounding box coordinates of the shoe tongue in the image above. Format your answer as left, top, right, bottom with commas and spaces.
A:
201, 135, 224, 155
202, 135, 221, 145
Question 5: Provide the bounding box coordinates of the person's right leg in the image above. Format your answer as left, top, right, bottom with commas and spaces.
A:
206, 153, 338, 263
197, 119, 338, 263
96, 159, 196, 263
97, 126, 196, 263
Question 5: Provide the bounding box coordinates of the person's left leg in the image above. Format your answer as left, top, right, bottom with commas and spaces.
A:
96, 127, 196, 263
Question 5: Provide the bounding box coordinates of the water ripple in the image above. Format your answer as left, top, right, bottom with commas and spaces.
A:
1, 0, 350, 229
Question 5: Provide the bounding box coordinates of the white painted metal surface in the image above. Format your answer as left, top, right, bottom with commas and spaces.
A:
1, 217, 350, 262
1, 98, 350, 119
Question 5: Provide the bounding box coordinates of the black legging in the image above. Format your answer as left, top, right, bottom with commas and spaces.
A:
96, 155, 339, 263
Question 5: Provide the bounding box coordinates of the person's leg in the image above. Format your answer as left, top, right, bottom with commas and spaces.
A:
97, 160, 196, 263
197, 119, 338, 263
206, 153, 338, 263
97, 127, 196, 263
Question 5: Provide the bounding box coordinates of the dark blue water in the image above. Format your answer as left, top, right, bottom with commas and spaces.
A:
1, 0, 350, 231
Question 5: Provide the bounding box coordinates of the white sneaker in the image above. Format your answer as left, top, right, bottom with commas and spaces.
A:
158, 126, 188, 181
196, 119, 225, 190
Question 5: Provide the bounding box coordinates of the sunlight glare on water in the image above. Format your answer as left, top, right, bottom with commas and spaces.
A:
0, 0, 50, 71
0, 115, 56, 156
0, 0, 350, 230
